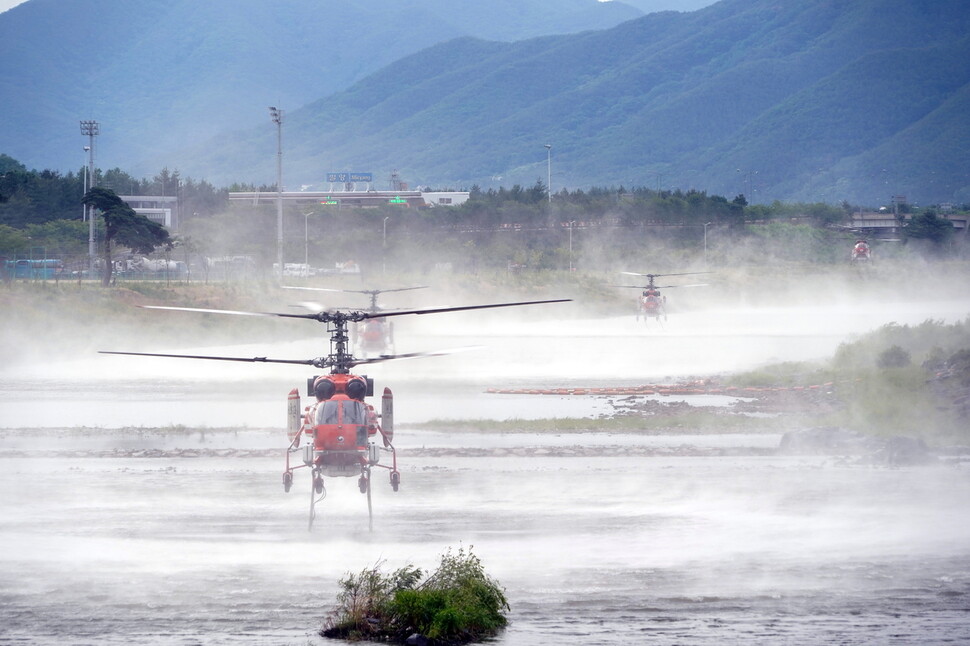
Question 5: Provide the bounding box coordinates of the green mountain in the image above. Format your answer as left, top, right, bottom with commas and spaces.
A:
3, 0, 968, 206
182, 0, 970, 206
0, 0, 641, 177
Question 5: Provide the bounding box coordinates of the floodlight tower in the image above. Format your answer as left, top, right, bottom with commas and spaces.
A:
269, 106, 284, 280
80, 120, 99, 277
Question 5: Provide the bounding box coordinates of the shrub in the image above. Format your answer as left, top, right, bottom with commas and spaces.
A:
322, 546, 509, 645
877, 344, 911, 368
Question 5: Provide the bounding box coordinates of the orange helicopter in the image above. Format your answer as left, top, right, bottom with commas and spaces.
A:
282, 285, 429, 357
100, 297, 569, 530
615, 271, 710, 324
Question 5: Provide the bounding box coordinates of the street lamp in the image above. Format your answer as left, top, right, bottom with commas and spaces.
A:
269, 106, 284, 280
704, 221, 713, 265
304, 211, 314, 272
80, 120, 99, 277
82, 146, 90, 221
383, 216, 390, 275
544, 144, 552, 203
568, 220, 576, 271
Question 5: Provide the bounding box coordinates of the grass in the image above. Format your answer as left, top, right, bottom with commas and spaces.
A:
728, 319, 970, 445
724, 361, 835, 388
408, 410, 786, 434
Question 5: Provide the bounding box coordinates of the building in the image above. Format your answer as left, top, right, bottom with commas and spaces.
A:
227, 190, 469, 209
119, 195, 180, 228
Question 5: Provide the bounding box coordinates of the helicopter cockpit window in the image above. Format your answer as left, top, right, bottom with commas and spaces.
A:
341, 400, 367, 425
316, 401, 340, 425
315, 400, 367, 426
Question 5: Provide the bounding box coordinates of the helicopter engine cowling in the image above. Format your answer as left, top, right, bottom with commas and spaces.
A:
345, 377, 367, 401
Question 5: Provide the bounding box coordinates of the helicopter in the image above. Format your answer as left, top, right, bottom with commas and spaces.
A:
851, 239, 872, 263
100, 296, 569, 531
615, 271, 710, 323
282, 285, 429, 357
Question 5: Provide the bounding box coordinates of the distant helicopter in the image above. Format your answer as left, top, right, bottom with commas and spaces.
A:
615, 271, 710, 323
851, 239, 872, 263
100, 297, 569, 531
282, 285, 428, 357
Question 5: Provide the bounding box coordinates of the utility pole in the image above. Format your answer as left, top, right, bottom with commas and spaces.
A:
80, 120, 99, 278
269, 106, 284, 280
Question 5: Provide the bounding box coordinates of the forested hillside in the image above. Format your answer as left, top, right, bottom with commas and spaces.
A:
1, 0, 967, 211
0, 0, 640, 177
184, 0, 966, 205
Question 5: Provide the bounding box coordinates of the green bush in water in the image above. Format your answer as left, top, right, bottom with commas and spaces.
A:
322, 546, 509, 645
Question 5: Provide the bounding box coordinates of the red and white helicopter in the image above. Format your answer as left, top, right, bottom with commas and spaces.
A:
615, 271, 710, 324
282, 285, 429, 357
851, 239, 872, 263
101, 296, 569, 530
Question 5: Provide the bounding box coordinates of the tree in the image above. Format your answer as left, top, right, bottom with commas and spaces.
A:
0, 223, 29, 256
904, 209, 953, 248
82, 187, 172, 286
0, 154, 27, 174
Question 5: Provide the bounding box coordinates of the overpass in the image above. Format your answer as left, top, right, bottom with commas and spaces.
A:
847, 211, 969, 240
228, 190, 469, 208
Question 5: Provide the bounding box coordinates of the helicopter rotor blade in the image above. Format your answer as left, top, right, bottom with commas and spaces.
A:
141, 304, 351, 322
613, 284, 678, 290
375, 285, 430, 294
281, 285, 429, 295
140, 305, 276, 317
348, 345, 482, 367
141, 299, 570, 323
620, 271, 711, 278
293, 301, 327, 313
99, 350, 330, 368
363, 298, 571, 320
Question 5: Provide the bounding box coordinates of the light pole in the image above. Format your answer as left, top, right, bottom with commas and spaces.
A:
544, 144, 552, 203
704, 221, 712, 265
568, 220, 576, 271
82, 146, 90, 221
80, 120, 99, 278
383, 216, 389, 275
304, 211, 313, 272
269, 106, 284, 280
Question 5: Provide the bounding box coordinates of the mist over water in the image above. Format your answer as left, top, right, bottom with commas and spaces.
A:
1, 277, 970, 644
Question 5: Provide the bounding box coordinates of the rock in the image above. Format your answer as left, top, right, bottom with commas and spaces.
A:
406, 633, 432, 646
779, 427, 936, 465
880, 435, 934, 466
779, 426, 878, 455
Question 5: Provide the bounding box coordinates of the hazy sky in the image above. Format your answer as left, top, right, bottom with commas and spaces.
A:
0, 0, 25, 12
